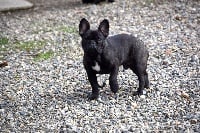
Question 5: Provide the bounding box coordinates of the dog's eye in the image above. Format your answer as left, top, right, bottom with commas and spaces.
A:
84, 36, 89, 40
97, 39, 102, 43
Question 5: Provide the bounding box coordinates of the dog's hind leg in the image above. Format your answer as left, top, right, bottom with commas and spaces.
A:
130, 64, 146, 96
144, 71, 150, 89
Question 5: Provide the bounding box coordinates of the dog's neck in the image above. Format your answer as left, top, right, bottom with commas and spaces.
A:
94, 39, 108, 62
101, 39, 107, 50
96, 54, 101, 62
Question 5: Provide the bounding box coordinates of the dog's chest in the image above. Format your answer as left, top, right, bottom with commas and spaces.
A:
92, 61, 100, 72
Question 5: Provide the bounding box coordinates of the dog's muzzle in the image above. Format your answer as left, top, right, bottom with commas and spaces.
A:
83, 40, 97, 53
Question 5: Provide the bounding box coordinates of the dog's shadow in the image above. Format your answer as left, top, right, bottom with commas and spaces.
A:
62, 83, 140, 105
52, 72, 143, 104
63, 86, 91, 105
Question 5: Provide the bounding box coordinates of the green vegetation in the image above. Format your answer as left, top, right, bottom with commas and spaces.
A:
0, 37, 9, 60
0, 36, 57, 62
0, 37, 9, 46
33, 51, 54, 61
57, 25, 77, 33
14, 40, 54, 61
0, 37, 9, 51
14, 40, 46, 51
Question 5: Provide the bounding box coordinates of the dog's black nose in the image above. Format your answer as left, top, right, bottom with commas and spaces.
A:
91, 40, 96, 45
90, 41, 97, 48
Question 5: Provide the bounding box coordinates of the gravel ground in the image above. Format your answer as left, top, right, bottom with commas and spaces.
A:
0, 0, 199, 132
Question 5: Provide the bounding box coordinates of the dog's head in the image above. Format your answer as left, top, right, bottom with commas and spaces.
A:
79, 18, 109, 55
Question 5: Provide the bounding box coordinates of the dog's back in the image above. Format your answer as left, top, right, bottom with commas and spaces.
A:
104, 34, 149, 69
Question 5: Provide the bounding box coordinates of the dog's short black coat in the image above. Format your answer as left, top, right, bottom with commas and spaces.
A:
79, 18, 149, 100
82, 0, 114, 4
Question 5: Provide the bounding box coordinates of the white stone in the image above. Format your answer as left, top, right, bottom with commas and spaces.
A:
140, 95, 146, 99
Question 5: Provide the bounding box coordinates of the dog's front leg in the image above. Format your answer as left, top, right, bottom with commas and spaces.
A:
86, 70, 99, 100
109, 66, 119, 93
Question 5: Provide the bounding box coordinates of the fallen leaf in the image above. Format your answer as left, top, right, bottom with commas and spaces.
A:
0, 61, 8, 68
181, 91, 190, 101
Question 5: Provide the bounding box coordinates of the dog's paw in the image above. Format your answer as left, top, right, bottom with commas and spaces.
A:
144, 84, 150, 89
110, 84, 119, 93
88, 93, 99, 100
111, 87, 118, 94
133, 90, 143, 96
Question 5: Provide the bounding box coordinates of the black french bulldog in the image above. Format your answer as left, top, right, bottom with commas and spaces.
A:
82, 0, 114, 4
79, 18, 149, 100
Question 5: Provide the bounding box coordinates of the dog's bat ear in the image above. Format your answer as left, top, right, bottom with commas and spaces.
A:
98, 19, 109, 37
79, 18, 90, 36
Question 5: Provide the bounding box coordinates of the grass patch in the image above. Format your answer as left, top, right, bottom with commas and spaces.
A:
57, 26, 77, 33
0, 37, 9, 60
0, 37, 9, 51
14, 40, 46, 51
33, 27, 53, 34
34, 51, 54, 61
0, 37, 9, 45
